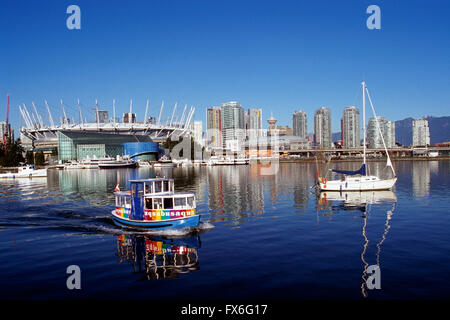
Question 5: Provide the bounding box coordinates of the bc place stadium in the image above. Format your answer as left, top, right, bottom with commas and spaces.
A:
18, 99, 195, 162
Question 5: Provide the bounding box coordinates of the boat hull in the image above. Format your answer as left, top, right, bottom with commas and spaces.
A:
319, 177, 397, 191
0, 169, 47, 178
98, 162, 137, 169
111, 210, 200, 230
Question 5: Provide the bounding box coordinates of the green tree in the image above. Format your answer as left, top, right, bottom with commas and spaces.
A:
0, 138, 25, 167
34, 151, 45, 166
25, 151, 34, 164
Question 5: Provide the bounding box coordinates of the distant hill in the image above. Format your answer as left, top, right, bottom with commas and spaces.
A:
332, 116, 450, 146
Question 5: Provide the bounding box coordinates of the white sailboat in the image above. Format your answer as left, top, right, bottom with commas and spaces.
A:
318, 81, 397, 191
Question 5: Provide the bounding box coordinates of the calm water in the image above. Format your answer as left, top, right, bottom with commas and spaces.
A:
0, 160, 449, 300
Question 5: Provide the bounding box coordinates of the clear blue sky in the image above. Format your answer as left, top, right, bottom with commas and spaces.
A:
1, 0, 449, 136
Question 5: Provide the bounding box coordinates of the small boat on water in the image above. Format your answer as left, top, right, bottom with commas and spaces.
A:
98, 155, 137, 169
153, 155, 176, 168
206, 156, 235, 166
234, 157, 248, 165
112, 178, 200, 230
0, 164, 47, 179
64, 161, 83, 170
137, 160, 152, 167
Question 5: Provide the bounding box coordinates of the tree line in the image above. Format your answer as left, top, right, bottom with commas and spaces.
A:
0, 138, 45, 167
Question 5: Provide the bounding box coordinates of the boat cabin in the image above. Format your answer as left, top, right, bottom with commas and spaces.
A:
114, 178, 196, 221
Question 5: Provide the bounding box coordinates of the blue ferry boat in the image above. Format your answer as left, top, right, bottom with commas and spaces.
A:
112, 178, 200, 230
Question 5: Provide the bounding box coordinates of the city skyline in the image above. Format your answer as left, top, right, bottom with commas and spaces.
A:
1, 1, 449, 137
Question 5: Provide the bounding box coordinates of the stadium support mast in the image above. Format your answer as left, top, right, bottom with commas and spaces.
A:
45, 100, 55, 127
158, 100, 164, 126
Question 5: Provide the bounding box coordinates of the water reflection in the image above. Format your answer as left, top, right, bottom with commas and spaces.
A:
206, 165, 265, 223
116, 234, 200, 280
412, 161, 433, 198
318, 190, 397, 298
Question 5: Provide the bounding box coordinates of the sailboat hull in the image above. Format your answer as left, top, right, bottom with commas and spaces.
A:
319, 176, 397, 191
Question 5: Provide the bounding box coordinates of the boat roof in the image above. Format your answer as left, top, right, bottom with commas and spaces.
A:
114, 191, 194, 197
129, 178, 174, 183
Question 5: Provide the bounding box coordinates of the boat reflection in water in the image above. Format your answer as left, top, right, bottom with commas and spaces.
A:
318, 190, 397, 209
116, 234, 200, 280
318, 190, 397, 298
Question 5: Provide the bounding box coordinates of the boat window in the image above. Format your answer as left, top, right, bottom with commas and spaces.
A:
163, 180, 169, 192
116, 196, 120, 207
153, 198, 162, 209
164, 197, 173, 209
174, 197, 186, 207
145, 198, 153, 210
187, 196, 194, 207
124, 197, 131, 207
154, 181, 162, 193
145, 182, 152, 194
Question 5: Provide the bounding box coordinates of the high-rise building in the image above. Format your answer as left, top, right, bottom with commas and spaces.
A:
95, 110, 109, 124
190, 121, 203, 146
221, 101, 245, 149
247, 108, 263, 140
314, 107, 332, 148
386, 120, 396, 148
122, 112, 136, 124
206, 107, 222, 149
0, 121, 12, 142
367, 116, 396, 148
342, 106, 360, 148
412, 119, 430, 147
293, 110, 307, 139
247, 108, 262, 131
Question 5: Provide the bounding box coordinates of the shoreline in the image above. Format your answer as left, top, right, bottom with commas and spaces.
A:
278, 156, 450, 163
1, 156, 449, 171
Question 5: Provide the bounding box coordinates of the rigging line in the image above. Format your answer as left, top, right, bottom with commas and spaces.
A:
360, 205, 370, 298
365, 87, 396, 177
375, 202, 395, 266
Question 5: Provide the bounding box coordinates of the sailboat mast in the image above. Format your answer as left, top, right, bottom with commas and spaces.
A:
362, 81, 366, 165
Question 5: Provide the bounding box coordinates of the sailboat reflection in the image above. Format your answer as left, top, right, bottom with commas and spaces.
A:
319, 190, 397, 208
116, 234, 200, 280
319, 190, 397, 298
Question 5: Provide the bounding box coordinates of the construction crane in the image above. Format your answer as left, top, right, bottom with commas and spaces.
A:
3, 94, 10, 155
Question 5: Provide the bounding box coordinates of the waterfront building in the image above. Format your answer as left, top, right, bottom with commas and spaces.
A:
367, 116, 396, 148
267, 116, 277, 135
190, 121, 204, 146
206, 107, 222, 149
0, 121, 12, 142
293, 110, 307, 139
247, 108, 263, 138
221, 101, 245, 150
314, 107, 332, 149
20, 131, 33, 151
57, 131, 158, 161
267, 116, 292, 136
412, 118, 430, 147
386, 120, 396, 148
122, 112, 136, 124
95, 110, 109, 124
342, 106, 360, 148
